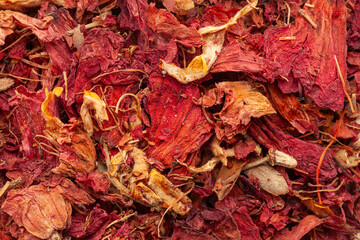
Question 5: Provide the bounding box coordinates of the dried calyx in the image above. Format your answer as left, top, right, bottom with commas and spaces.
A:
242, 148, 298, 171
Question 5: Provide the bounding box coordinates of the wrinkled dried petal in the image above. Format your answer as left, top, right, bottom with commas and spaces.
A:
80, 91, 108, 135
147, 169, 191, 215
1, 185, 71, 239
217, 81, 276, 127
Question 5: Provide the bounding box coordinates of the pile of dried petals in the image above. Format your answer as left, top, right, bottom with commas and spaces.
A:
0, 0, 360, 239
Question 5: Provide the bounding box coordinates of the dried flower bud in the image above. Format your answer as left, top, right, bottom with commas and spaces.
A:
268, 149, 298, 168
0, 77, 14, 92
245, 164, 289, 196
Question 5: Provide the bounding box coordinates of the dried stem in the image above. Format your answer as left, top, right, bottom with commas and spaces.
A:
0, 73, 43, 82
21, 58, 49, 69
297, 179, 344, 194
106, 212, 137, 229
92, 69, 148, 82
115, 93, 141, 117
63, 71, 68, 101
67, 21, 102, 36
31, 68, 60, 79
298, 9, 317, 28
279, 36, 296, 41
0, 31, 31, 53
334, 55, 355, 113
316, 111, 344, 205
157, 182, 194, 238
284, 1, 291, 25
242, 156, 270, 171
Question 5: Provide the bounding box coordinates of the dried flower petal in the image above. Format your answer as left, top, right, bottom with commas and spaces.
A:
1, 185, 71, 239
80, 91, 108, 135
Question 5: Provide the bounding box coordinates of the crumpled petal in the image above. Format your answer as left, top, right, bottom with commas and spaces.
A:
160, 0, 258, 84
80, 90, 109, 135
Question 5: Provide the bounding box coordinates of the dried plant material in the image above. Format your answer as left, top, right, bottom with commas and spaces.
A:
214, 159, 246, 200
298, 9, 317, 28
0, 77, 14, 92
268, 84, 320, 134
217, 81, 276, 126
242, 149, 296, 171
160, 31, 225, 84
210, 40, 280, 82
103, 143, 191, 216
146, 5, 204, 48
268, 149, 298, 168
0, 10, 54, 45
163, 0, 195, 14
80, 91, 109, 135
72, 25, 84, 51
184, 157, 221, 173
294, 192, 334, 218
276, 215, 324, 240
160, 0, 258, 84
41, 88, 97, 177
249, 117, 337, 183
53, 132, 97, 176
305, 3, 315, 7
242, 156, 270, 171
264, 0, 347, 110
279, 36, 296, 40
130, 147, 149, 178
334, 55, 355, 113
41, 87, 64, 131
334, 149, 360, 169
197, 0, 258, 35
182, 137, 233, 173
0, 0, 74, 11
245, 164, 289, 196
210, 137, 228, 166
144, 75, 212, 168
174, 0, 194, 12
1, 185, 71, 239
1, 0, 360, 239
147, 169, 191, 215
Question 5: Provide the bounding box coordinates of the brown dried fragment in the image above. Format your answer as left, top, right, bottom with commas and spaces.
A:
294, 192, 334, 218
104, 144, 191, 215
213, 159, 246, 200
0, 78, 14, 92
147, 169, 191, 215
268, 148, 298, 168
130, 147, 149, 179
334, 149, 360, 169
72, 25, 84, 51
244, 164, 289, 196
